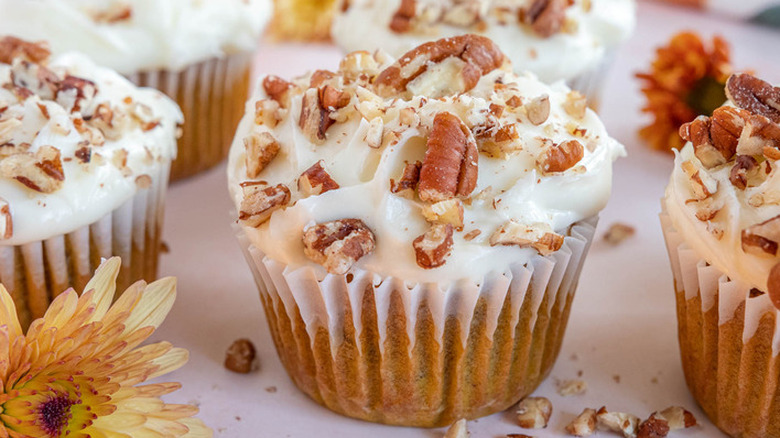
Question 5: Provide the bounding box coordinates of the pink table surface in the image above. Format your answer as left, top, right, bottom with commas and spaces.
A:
148, 2, 780, 437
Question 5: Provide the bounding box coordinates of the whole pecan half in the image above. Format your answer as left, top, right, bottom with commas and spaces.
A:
522, 0, 568, 38
726, 73, 780, 123
390, 0, 417, 33
418, 112, 478, 202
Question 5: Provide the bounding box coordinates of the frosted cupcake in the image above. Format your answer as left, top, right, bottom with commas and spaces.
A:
331, 0, 636, 106
661, 73, 780, 438
228, 35, 624, 426
270, 0, 338, 41
0, 37, 182, 328
0, 0, 272, 180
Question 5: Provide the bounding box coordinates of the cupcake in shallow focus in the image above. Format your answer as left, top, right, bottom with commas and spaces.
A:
228, 35, 624, 426
331, 0, 636, 106
270, 0, 339, 41
0, 37, 182, 328
0, 0, 271, 180
661, 74, 780, 438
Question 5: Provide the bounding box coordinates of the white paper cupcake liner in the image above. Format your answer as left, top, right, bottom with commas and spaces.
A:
235, 216, 597, 427
566, 50, 616, 110
128, 53, 253, 181
0, 162, 170, 329
660, 205, 780, 438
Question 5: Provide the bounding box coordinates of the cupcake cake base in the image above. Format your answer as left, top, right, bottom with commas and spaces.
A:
237, 218, 597, 427
661, 209, 780, 438
129, 54, 252, 181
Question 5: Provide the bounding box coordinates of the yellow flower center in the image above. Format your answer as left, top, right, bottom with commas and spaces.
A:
687, 76, 727, 118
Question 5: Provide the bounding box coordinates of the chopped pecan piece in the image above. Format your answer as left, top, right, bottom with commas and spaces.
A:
526, 94, 550, 126
364, 117, 384, 148
767, 262, 780, 311
0, 197, 11, 240
0, 145, 64, 193
563, 91, 588, 119
56, 76, 97, 114
374, 34, 506, 98
680, 107, 746, 168
244, 131, 280, 178
255, 99, 282, 128
390, 0, 416, 33
516, 397, 553, 429
262, 76, 294, 109
541, 140, 584, 173
741, 214, 780, 257
597, 407, 640, 438
636, 415, 670, 438
490, 221, 564, 256
655, 407, 697, 431
302, 219, 376, 275
522, 0, 568, 37
726, 73, 780, 123
0, 36, 50, 64
735, 113, 780, 156
339, 51, 380, 82
566, 408, 597, 437
603, 223, 635, 245
421, 199, 464, 230
298, 160, 340, 197
238, 183, 291, 228
224, 338, 257, 374
444, 419, 468, 438
730, 155, 759, 190
419, 112, 478, 202
681, 160, 717, 199
557, 379, 587, 396
413, 224, 454, 269
688, 196, 723, 222
390, 161, 422, 198
11, 58, 60, 100
0, 118, 22, 146
299, 86, 351, 142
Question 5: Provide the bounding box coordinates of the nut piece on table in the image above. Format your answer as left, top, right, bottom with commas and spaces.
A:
224, 338, 257, 374
413, 223, 455, 269
239, 183, 291, 228
636, 414, 670, 438
603, 223, 636, 246
557, 379, 587, 396
244, 131, 280, 179
516, 397, 553, 429
597, 407, 640, 438
444, 419, 469, 438
566, 408, 597, 437
303, 219, 376, 275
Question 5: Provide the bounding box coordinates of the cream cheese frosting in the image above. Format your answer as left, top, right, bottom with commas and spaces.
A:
0, 0, 271, 74
0, 38, 182, 246
228, 36, 624, 283
331, 0, 636, 84
665, 74, 780, 293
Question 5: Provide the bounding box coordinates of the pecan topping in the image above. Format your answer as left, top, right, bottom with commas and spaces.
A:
390, 160, 422, 198
0, 146, 64, 193
364, 117, 384, 148
566, 408, 597, 437
298, 160, 340, 197
768, 262, 780, 311
0, 36, 50, 64
563, 90, 588, 119
490, 221, 564, 256
299, 86, 351, 142
726, 73, 780, 123
741, 214, 780, 257
541, 140, 584, 173
516, 397, 553, 429
681, 160, 717, 199
729, 155, 759, 190
421, 199, 464, 230
238, 183, 291, 228
0, 197, 11, 240
262, 76, 294, 109
526, 94, 550, 126
419, 112, 478, 202
374, 34, 506, 98
522, 0, 568, 37
255, 99, 282, 128
310, 70, 337, 88
302, 219, 376, 274
679, 107, 746, 168
390, 0, 416, 33
413, 224, 454, 269
56, 76, 98, 114
244, 131, 280, 179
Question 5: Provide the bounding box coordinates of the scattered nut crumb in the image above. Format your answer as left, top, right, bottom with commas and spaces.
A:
224, 338, 257, 374
445, 419, 469, 438
517, 397, 553, 429
597, 407, 640, 438
566, 408, 597, 437
265, 386, 277, 393
613, 375, 621, 384
604, 223, 636, 245
557, 379, 587, 396
507, 434, 534, 438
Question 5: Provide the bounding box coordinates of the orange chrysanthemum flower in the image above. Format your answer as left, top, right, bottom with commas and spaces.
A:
0, 258, 211, 438
637, 31, 733, 153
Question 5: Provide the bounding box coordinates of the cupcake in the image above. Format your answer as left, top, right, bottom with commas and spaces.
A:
270, 0, 338, 41
0, 0, 272, 180
0, 37, 182, 328
331, 0, 635, 106
661, 73, 780, 438
228, 35, 624, 427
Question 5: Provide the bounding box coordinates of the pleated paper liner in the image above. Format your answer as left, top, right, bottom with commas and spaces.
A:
0, 162, 170, 329
566, 51, 616, 112
128, 53, 252, 181
661, 208, 780, 438
236, 217, 597, 427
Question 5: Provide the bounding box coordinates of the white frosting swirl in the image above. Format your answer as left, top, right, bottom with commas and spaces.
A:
0, 0, 271, 74
0, 51, 182, 246
666, 143, 780, 292
228, 48, 624, 283
331, 0, 636, 83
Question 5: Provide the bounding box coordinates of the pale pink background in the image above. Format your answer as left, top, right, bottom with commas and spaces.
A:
149, 2, 780, 436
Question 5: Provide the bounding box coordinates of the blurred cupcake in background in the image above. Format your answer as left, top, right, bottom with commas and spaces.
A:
0, 37, 182, 328
270, 0, 339, 41
0, 0, 272, 180
228, 35, 624, 426
661, 73, 780, 438
331, 0, 636, 106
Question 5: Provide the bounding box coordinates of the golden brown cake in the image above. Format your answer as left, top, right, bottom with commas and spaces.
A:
270, 0, 339, 41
